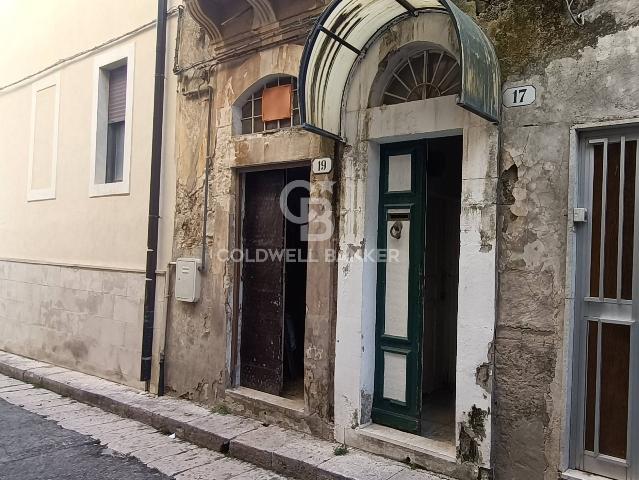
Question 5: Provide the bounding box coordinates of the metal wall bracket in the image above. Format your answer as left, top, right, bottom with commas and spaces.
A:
573, 207, 588, 223
565, 0, 586, 26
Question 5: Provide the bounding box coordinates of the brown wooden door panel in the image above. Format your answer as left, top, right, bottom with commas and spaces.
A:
240, 170, 285, 395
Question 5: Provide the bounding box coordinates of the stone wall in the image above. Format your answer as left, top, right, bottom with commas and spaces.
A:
168, 1, 639, 478
468, 1, 639, 479
0, 260, 146, 389
166, 8, 336, 436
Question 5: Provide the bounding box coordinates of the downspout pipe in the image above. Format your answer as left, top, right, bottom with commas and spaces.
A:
141, 0, 168, 386
200, 85, 214, 272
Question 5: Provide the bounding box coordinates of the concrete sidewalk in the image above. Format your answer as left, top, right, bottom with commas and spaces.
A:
0, 351, 448, 480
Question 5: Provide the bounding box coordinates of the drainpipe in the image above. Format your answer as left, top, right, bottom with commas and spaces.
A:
200, 84, 214, 272
157, 262, 175, 396
141, 0, 168, 387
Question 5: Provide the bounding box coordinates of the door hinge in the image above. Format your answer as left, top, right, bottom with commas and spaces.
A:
573, 207, 588, 223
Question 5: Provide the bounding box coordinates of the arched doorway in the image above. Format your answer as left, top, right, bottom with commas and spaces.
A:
298, 1, 501, 476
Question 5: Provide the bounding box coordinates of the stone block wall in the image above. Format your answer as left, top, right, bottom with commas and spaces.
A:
0, 259, 145, 389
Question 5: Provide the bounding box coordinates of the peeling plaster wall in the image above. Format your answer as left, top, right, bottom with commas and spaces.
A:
461, 1, 639, 479
334, 13, 498, 478
168, 18, 336, 435
171, 1, 639, 478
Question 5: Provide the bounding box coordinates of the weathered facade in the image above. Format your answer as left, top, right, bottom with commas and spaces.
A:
164, 1, 639, 479
165, 1, 338, 438
3, 1, 639, 480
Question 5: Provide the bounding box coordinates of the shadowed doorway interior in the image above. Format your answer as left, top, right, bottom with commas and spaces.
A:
239, 166, 310, 401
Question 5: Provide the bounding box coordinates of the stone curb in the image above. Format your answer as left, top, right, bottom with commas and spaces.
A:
0, 351, 449, 480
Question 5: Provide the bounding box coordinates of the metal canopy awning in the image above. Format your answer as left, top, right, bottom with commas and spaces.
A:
298, 0, 501, 141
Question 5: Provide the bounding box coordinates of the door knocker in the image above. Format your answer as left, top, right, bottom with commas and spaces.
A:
390, 220, 403, 239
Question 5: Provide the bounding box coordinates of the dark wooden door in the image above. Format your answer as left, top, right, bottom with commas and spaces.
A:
240, 170, 286, 395
372, 142, 426, 433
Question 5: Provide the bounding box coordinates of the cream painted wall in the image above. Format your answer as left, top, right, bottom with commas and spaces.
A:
0, 0, 179, 387
0, 1, 178, 271
0, 0, 177, 87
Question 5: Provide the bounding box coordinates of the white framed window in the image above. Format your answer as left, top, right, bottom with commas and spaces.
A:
27, 73, 60, 202
89, 43, 134, 197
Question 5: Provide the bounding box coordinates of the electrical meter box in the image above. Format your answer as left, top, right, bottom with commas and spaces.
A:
175, 258, 201, 302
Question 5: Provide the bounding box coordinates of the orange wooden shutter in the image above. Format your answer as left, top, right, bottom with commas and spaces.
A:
262, 84, 292, 122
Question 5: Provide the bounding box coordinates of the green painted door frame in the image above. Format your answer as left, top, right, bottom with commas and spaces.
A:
372, 141, 426, 433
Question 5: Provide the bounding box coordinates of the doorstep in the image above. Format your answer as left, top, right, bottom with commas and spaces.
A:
224, 386, 333, 440
0, 350, 450, 480
343, 424, 478, 480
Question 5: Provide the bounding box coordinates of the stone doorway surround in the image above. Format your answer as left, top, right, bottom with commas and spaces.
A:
224, 141, 338, 441
166, 43, 338, 440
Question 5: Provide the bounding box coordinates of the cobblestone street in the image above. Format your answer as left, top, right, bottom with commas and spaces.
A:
0, 396, 170, 480
0, 375, 288, 479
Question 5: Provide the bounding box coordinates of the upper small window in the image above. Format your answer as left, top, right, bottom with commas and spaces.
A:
240, 76, 300, 135
105, 65, 127, 183
382, 50, 460, 106
89, 44, 134, 197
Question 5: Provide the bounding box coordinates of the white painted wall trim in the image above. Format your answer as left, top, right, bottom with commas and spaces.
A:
561, 468, 612, 480
334, 98, 499, 468
27, 73, 60, 202
88, 42, 135, 197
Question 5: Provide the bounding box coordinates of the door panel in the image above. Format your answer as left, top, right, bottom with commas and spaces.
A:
384, 209, 411, 338
599, 322, 631, 459
373, 143, 425, 433
240, 170, 286, 395
575, 134, 639, 480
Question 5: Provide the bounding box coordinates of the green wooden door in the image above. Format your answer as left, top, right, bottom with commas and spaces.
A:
372, 142, 426, 433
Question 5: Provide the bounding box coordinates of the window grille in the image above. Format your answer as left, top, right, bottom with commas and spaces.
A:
240, 76, 300, 134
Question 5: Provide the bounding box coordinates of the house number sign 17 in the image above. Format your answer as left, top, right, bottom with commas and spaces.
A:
503, 85, 536, 108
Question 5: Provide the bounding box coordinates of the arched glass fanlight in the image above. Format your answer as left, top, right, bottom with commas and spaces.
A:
382, 49, 461, 106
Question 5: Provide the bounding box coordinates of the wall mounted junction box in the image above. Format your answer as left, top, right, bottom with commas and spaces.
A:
573, 207, 588, 223
175, 258, 201, 303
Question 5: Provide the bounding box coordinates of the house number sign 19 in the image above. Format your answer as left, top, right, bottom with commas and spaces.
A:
503, 85, 536, 108
312, 157, 332, 174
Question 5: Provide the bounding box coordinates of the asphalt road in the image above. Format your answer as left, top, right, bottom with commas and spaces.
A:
0, 397, 171, 480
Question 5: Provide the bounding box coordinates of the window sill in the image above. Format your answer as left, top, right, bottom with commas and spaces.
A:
233, 125, 304, 139
89, 182, 130, 198
561, 469, 612, 480
27, 188, 56, 202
